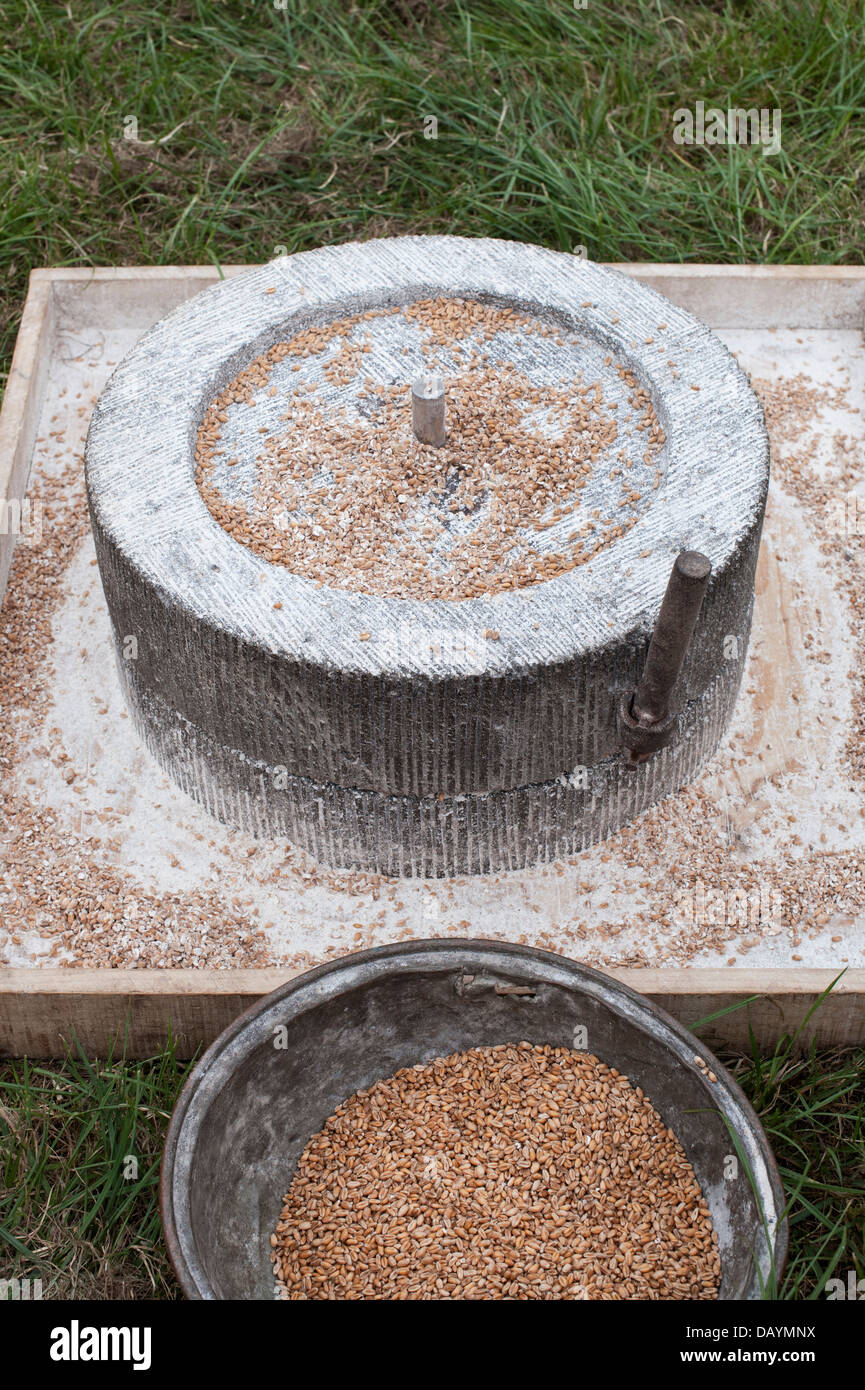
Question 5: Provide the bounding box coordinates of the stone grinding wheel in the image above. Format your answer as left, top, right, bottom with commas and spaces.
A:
85, 236, 769, 876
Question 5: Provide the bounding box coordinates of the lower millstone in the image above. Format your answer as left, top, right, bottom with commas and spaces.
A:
117, 650, 746, 877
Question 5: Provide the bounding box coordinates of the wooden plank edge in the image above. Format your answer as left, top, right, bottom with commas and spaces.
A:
34, 261, 865, 335
0, 273, 54, 602
2, 966, 862, 993
29, 266, 253, 282
614, 263, 865, 281
1, 967, 862, 1057
29, 263, 865, 283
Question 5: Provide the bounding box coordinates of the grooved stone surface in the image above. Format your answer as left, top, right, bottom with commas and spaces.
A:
119, 649, 745, 877
84, 238, 769, 874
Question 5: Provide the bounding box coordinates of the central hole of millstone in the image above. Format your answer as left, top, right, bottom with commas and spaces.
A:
194, 296, 667, 601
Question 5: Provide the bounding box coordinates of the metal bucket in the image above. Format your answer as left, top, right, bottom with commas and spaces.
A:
160, 939, 787, 1299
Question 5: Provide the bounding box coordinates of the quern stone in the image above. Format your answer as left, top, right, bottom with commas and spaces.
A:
85, 236, 769, 875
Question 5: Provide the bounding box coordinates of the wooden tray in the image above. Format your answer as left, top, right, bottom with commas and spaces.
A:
2, 263, 864, 1056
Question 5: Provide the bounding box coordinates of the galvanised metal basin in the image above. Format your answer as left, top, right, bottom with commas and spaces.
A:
160, 939, 787, 1300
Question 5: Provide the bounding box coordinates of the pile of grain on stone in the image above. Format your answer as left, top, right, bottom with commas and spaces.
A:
270, 1043, 719, 1301
195, 297, 664, 600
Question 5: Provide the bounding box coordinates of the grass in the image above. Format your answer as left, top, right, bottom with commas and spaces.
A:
2, 0, 865, 395
0, 1026, 862, 1300
726, 1040, 865, 1299
0, 1043, 186, 1299
1, 0, 863, 1300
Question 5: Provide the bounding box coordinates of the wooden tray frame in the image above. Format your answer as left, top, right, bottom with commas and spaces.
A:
2, 263, 865, 1056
